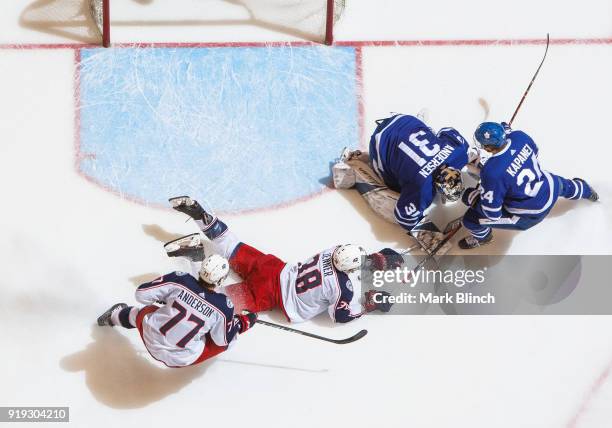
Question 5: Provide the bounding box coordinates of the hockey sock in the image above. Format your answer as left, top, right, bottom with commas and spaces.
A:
557, 176, 593, 200
112, 306, 138, 329
197, 217, 228, 240
462, 218, 492, 241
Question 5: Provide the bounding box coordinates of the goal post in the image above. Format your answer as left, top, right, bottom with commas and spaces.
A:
88, 0, 344, 48
326, 0, 345, 45
90, 0, 110, 47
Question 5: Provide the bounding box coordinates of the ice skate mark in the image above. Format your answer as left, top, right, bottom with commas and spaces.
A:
566, 356, 612, 428
77, 152, 96, 160
218, 359, 328, 373
74, 46, 358, 214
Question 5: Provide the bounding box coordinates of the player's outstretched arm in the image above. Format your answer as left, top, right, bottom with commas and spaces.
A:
135, 272, 186, 305
209, 302, 257, 348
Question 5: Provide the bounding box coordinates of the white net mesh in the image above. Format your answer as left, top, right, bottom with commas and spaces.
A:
233, 0, 345, 42
89, 0, 104, 36
21, 0, 343, 45
18, 0, 102, 43
334, 0, 346, 23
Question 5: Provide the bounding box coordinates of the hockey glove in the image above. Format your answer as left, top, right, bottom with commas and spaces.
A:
366, 248, 404, 271
236, 311, 258, 334
461, 187, 480, 207
501, 122, 512, 133
364, 290, 393, 313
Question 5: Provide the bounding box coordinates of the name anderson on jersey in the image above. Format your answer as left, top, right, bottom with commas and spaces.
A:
418, 144, 455, 178
177, 289, 214, 317
506, 144, 534, 177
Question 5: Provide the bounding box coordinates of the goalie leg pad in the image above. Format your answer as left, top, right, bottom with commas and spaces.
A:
332, 161, 356, 189
347, 158, 398, 224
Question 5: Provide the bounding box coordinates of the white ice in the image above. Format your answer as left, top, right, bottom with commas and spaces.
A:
1, 1, 612, 427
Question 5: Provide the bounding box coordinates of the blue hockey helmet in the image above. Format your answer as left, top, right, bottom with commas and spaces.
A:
474, 122, 507, 148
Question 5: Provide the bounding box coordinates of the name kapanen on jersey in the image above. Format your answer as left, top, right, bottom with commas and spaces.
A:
506, 144, 534, 178
418, 144, 455, 178
177, 289, 214, 317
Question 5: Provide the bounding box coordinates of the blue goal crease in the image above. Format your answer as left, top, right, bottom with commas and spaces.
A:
78, 46, 359, 212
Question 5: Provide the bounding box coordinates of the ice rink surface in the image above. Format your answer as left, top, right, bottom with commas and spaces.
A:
1, 1, 612, 427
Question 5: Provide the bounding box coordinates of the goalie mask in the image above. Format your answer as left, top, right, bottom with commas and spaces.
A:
332, 244, 367, 273
434, 165, 464, 202
199, 254, 229, 286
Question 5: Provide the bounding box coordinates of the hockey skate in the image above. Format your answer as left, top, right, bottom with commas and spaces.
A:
164, 233, 205, 262
573, 178, 599, 202
458, 232, 493, 250
97, 303, 128, 327
169, 196, 214, 223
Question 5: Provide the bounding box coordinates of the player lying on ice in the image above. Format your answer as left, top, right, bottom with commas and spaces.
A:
166, 196, 399, 324
97, 255, 256, 368
332, 112, 478, 252
457, 121, 599, 249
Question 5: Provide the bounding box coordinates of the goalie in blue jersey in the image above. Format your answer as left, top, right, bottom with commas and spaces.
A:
458, 122, 599, 249
333, 113, 477, 252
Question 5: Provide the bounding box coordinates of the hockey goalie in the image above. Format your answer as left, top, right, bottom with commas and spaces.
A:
332, 112, 479, 253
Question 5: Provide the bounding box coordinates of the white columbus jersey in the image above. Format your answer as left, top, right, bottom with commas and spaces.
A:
135, 272, 241, 367
279, 246, 363, 323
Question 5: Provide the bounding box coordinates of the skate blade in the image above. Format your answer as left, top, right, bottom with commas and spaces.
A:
168, 195, 192, 207
163, 233, 202, 250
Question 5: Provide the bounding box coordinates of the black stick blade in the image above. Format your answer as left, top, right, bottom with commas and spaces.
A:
331, 329, 368, 344
256, 320, 367, 345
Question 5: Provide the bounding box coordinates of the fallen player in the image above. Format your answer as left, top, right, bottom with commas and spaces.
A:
167, 196, 400, 323
97, 256, 256, 368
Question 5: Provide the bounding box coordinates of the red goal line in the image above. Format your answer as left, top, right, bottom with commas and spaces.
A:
1, 37, 612, 50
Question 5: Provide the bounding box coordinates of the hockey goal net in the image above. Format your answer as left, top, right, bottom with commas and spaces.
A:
89, 0, 346, 48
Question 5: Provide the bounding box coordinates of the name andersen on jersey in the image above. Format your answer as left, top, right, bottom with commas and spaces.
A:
417, 144, 455, 178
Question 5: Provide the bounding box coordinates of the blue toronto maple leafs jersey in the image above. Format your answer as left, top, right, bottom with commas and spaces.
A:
368, 114, 470, 231
477, 130, 556, 219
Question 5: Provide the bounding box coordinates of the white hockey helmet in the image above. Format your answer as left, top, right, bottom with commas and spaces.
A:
199, 254, 229, 286
332, 244, 367, 273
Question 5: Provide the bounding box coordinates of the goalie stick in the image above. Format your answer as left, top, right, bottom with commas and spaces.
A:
256, 320, 368, 345
509, 33, 550, 126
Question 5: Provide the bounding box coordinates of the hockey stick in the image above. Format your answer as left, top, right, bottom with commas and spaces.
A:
508, 33, 550, 126
256, 320, 368, 345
